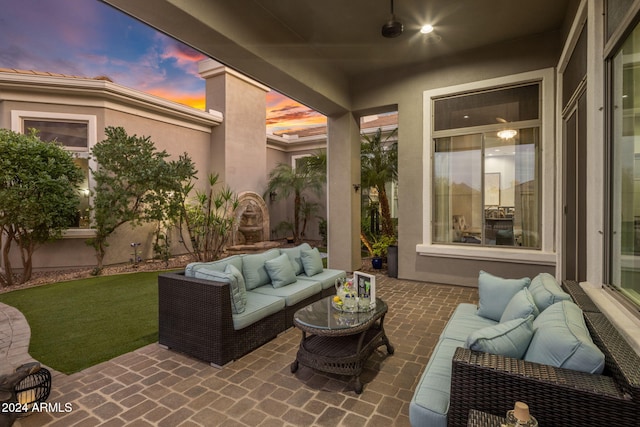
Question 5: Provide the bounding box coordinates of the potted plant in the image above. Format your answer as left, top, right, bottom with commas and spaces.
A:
371, 235, 396, 270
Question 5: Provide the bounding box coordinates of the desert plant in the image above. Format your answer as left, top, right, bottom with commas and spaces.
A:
179, 173, 239, 262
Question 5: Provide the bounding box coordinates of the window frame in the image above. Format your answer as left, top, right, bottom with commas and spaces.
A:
417, 69, 556, 265
11, 110, 98, 238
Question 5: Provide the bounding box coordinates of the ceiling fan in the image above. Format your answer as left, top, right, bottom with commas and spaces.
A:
381, 0, 403, 38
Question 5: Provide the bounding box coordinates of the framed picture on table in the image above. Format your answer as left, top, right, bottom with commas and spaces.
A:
353, 271, 375, 307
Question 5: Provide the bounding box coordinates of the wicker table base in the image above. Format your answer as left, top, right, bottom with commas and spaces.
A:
467, 409, 506, 427
291, 297, 394, 394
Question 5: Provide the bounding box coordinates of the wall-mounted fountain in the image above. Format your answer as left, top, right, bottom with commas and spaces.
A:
226, 191, 280, 255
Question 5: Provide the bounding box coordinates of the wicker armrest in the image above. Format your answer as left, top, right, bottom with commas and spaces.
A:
448, 347, 636, 427
158, 271, 235, 365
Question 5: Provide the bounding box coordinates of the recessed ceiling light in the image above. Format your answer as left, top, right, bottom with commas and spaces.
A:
420, 24, 434, 34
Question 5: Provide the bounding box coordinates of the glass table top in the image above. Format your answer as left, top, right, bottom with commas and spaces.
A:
294, 296, 387, 331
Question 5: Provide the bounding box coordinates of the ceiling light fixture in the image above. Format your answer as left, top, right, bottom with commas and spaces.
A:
382, 0, 403, 38
420, 24, 434, 34
497, 129, 518, 140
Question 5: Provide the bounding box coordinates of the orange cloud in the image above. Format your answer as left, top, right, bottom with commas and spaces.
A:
266, 91, 326, 134
147, 88, 205, 110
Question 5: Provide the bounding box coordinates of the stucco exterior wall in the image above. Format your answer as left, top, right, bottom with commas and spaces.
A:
345, 32, 563, 285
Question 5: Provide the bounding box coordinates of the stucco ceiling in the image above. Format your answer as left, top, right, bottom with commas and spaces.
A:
103, 0, 574, 114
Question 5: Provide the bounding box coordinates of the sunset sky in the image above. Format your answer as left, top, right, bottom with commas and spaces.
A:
0, 0, 325, 134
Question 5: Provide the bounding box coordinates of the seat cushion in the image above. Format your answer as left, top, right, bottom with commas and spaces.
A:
251, 279, 322, 307
477, 270, 531, 321
524, 300, 605, 374
297, 268, 346, 291
301, 247, 324, 276
409, 338, 462, 427
264, 253, 297, 288
280, 243, 312, 275
232, 291, 285, 330
439, 303, 497, 342
466, 315, 534, 359
500, 288, 539, 323
241, 249, 281, 290
529, 272, 571, 312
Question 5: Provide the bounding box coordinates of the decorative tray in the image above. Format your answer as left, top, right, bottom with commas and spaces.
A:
331, 298, 374, 313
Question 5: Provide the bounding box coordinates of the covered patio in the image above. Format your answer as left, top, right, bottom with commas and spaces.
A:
6, 275, 477, 426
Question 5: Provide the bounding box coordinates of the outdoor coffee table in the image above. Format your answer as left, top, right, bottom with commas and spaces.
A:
291, 296, 394, 394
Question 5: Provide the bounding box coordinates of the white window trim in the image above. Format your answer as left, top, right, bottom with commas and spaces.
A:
11, 110, 98, 237
291, 153, 311, 169
416, 68, 556, 265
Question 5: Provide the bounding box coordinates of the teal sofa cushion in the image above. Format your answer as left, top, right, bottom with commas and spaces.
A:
409, 338, 461, 427
184, 255, 243, 278
439, 303, 497, 343
529, 272, 571, 312
280, 243, 312, 275
477, 270, 531, 321
251, 279, 322, 307
524, 300, 605, 374
225, 264, 247, 309
466, 315, 534, 359
301, 247, 324, 276
500, 288, 539, 323
232, 291, 285, 330
264, 253, 297, 288
242, 249, 281, 290
194, 266, 246, 314
298, 268, 346, 291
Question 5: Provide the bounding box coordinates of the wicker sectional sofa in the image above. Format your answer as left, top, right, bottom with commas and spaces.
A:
158, 243, 345, 367
410, 273, 640, 427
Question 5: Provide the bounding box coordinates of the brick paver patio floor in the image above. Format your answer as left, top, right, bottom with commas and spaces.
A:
7, 275, 478, 426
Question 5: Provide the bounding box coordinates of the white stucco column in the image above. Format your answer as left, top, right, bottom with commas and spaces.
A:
327, 112, 361, 272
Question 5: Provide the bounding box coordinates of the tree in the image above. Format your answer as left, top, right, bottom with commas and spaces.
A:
87, 126, 196, 271
0, 129, 84, 286
361, 127, 398, 239
265, 151, 326, 243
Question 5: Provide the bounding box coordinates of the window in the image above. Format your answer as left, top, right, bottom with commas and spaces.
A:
11, 111, 96, 231
432, 84, 541, 249
610, 22, 640, 307
419, 69, 554, 264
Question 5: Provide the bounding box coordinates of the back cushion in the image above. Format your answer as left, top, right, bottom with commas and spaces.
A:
242, 249, 281, 290
185, 255, 243, 278
477, 270, 531, 321
524, 300, 605, 374
500, 288, 540, 323
529, 273, 571, 312
194, 266, 246, 314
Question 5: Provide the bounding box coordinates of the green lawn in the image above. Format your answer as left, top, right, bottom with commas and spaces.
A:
0, 271, 164, 374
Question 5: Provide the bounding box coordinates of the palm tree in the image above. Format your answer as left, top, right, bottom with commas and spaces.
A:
265, 151, 326, 243
361, 127, 398, 238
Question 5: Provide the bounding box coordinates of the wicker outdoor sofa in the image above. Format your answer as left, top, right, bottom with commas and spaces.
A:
158, 244, 346, 367
446, 280, 640, 426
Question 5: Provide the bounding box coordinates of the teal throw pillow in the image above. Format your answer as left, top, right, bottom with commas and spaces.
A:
280, 243, 312, 275
529, 272, 571, 312
477, 270, 531, 321
264, 253, 297, 288
225, 263, 247, 309
465, 315, 534, 359
301, 247, 324, 276
194, 266, 246, 314
500, 288, 540, 323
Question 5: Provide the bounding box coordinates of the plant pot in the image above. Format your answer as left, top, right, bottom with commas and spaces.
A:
371, 256, 383, 269
387, 244, 398, 278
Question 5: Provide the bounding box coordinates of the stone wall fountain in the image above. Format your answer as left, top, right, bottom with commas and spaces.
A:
226, 191, 280, 255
